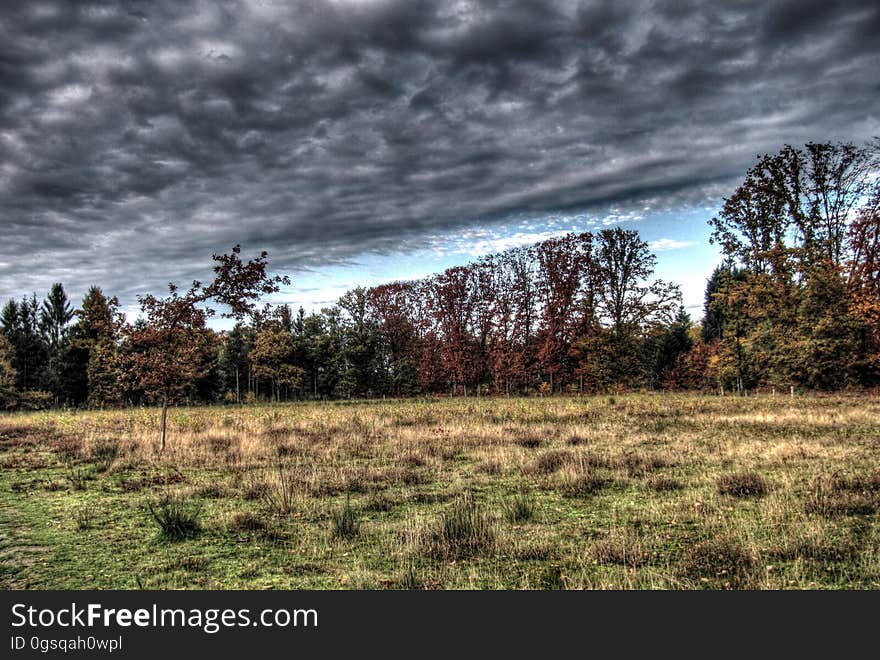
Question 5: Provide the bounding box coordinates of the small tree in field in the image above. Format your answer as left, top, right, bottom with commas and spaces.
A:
126, 246, 288, 451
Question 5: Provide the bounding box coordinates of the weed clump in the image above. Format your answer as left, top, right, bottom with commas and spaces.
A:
204, 435, 237, 453
262, 461, 300, 514
55, 436, 82, 465
537, 565, 566, 589
829, 473, 880, 495
242, 480, 269, 501
648, 476, 684, 492
475, 460, 502, 475
425, 495, 495, 559
147, 495, 202, 541
67, 467, 93, 491
194, 483, 227, 499
514, 434, 543, 449
331, 497, 361, 540
805, 476, 878, 517
74, 504, 97, 531
618, 452, 672, 478
502, 490, 536, 523
90, 441, 119, 472
364, 492, 396, 512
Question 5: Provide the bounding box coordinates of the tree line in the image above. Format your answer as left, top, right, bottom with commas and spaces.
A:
1, 141, 878, 411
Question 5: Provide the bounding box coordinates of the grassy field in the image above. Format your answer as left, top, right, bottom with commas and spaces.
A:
1, 394, 878, 590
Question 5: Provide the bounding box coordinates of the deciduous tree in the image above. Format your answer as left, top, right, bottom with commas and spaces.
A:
125, 246, 288, 450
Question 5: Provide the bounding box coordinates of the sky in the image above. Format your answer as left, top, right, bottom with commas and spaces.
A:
1, 0, 879, 323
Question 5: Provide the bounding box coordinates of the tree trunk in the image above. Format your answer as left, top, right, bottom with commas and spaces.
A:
160, 400, 169, 452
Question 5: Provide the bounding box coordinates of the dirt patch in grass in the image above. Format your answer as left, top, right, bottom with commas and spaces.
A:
647, 475, 684, 492
591, 532, 650, 567
513, 434, 544, 449
680, 538, 755, 589
805, 478, 878, 517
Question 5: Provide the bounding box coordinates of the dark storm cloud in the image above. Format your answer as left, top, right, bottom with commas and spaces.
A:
1, 0, 878, 309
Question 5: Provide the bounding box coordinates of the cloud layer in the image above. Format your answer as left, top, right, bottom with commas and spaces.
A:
2, 0, 878, 307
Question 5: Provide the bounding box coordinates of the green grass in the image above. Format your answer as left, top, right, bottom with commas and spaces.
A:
1, 393, 879, 589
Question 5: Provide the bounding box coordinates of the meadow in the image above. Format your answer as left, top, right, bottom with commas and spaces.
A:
1, 394, 878, 590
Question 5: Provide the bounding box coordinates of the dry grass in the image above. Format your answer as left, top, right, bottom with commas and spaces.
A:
1, 393, 879, 589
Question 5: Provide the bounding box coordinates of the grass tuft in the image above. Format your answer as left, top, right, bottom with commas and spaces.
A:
74, 503, 98, 531
514, 434, 543, 449
502, 490, 536, 523
90, 441, 119, 472
424, 495, 495, 559
147, 495, 202, 541
331, 497, 361, 540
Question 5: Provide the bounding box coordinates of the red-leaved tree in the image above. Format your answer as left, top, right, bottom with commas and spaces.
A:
124, 246, 288, 451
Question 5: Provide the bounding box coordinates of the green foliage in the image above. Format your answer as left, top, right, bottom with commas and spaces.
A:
87, 337, 121, 407
0, 335, 17, 409
5, 168, 880, 408
704, 141, 880, 391
250, 322, 302, 401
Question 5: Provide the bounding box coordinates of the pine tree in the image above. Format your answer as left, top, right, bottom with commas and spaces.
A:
0, 335, 17, 409
39, 283, 74, 350
37, 283, 75, 404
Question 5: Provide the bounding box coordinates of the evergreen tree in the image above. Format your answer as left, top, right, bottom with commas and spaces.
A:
649, 307, 694, 388
71, 287, 122, 407
37, 283, 75, 404
0, 335, 16, 409
702, 266, 737, 342
0, 295, 49, 392
39, 283, 74, 350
